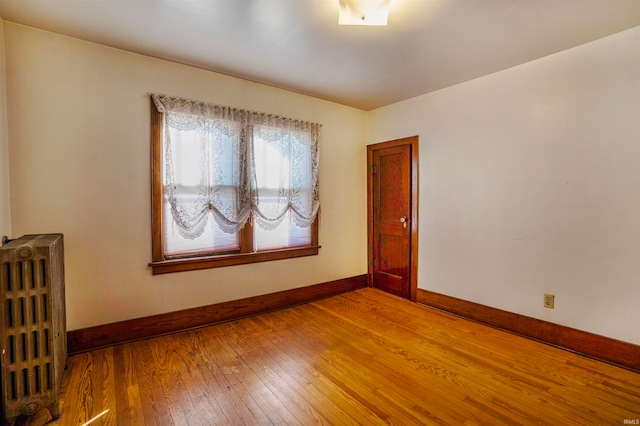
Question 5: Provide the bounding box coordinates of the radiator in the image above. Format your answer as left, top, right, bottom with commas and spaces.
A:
0, 234, 66, 425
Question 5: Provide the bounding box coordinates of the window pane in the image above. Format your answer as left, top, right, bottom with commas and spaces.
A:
163, 197, 239, 256
168, 127, 206, 188
254, 210, 312, 251
162, 117, 245, 256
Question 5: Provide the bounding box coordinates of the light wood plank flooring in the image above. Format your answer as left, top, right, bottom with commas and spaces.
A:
17, 288, 640, 425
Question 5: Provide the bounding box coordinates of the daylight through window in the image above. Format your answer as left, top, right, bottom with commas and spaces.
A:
149, 94, 320, 274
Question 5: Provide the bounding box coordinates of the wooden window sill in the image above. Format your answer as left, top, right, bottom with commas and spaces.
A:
149, 245, 320, 275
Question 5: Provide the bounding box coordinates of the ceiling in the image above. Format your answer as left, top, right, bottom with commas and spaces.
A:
1, 0, 639, 110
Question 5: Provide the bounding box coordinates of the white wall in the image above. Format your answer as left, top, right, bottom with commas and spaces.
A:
4, 23, 369, 331
369, 27, 640, 345
0, 20, 11, 238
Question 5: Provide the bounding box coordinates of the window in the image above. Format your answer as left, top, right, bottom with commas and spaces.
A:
149, 94, 320, 274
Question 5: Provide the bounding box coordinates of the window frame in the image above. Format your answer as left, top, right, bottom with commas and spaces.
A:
149, 99, 319, 275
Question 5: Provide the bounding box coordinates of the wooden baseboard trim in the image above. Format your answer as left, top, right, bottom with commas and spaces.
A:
68, 274, 367, 355
416, 289, 639, 373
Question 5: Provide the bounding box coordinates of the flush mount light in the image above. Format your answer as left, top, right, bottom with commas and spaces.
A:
338, 0, 391, 26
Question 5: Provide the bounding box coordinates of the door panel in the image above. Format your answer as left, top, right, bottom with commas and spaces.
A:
378, 234, 407, 296
371, 143, 412, 298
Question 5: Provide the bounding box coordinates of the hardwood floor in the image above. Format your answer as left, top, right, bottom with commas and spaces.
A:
16, 288, 640, 425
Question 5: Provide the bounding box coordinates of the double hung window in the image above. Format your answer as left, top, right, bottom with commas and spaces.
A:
149, 94, 320, 274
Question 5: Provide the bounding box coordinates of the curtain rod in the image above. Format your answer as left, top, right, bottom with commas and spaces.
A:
148, 92, 322, 128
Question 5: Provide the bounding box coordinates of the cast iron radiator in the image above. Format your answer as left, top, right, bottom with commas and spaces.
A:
0, 234, 66, 425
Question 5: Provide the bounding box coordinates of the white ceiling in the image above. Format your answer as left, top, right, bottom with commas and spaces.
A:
1, 0, 639, 110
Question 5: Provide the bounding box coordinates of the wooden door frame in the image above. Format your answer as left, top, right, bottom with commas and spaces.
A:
367, 136, 419, 301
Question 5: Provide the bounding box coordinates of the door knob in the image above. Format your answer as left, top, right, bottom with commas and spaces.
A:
400, 216, 408, 228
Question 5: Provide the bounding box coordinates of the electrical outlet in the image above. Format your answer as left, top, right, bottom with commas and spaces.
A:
544, 293, 555, 309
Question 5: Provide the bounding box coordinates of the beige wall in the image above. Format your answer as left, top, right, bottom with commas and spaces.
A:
4, 20, 639, 346
3, 23, 368, 330
369, 27, 640, 345
0, 20, 11, 238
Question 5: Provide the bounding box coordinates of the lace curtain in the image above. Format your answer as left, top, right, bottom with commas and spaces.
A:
151, 94, 320, 239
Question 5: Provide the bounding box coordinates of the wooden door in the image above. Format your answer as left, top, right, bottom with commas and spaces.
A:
368, 136, 418, 300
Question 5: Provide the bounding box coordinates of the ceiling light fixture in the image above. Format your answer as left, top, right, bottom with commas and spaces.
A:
338, 0, 391, 26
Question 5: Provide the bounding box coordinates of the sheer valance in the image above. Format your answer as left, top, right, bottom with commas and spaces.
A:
151, 94, 320, 240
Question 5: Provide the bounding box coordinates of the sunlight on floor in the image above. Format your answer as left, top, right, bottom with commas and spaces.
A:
80, 409, 110, 426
